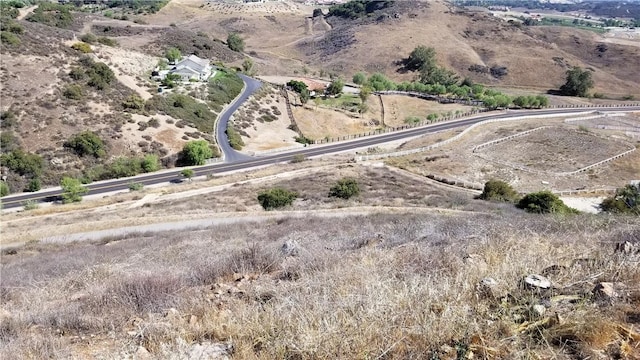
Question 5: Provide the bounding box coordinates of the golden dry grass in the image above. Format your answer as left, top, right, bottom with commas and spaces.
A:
2, 210, 639, 359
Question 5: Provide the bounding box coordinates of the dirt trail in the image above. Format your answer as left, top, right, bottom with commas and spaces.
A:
16, 5, 37, 20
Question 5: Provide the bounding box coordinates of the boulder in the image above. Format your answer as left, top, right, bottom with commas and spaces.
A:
134, 346, 152, 360
281, 239, 300, 256
615, 241, 637, 255
188, 342, 233, 359
523, 274, 551, 289
476, 277, 508, 300
593, 282, 619, 300
531, 304, 546, 318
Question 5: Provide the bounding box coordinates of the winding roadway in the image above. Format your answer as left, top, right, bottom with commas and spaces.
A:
1, 75, 639, 209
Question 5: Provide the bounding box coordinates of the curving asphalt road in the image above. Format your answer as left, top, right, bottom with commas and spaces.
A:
216, 74, 262, 163
2, 89, 639, 209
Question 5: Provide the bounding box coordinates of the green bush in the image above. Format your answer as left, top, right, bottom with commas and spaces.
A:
226, 125, 244, 150
478, 180, 519, 203
328, 0, 393, 19
329, 178, 360, 199
81, 58, 115, 90
128, 182, 144, 191
0, 31, 20, 46
165, 47, 182, 62
26, 2, 74, 28
25, 178, 41, 192
146, 93, 216, 133
64, 131, 106, 158
0, 149, 44, 178
1, 20, 24, 34
23, 200, 39, 210
63, 84, 84, 100
71, 42, 92, 53
227, 32, 244, 52
181, 140, 213, 166
0, 130, 19, 152
141, 154, 160, 172
1, 111, 17, 128
60, 177, 88, 204
80, 33, 97, 44
516, 191, 578, 214
600, 184, 640, 215
258, 188, 298, 210
97, 36, 117, 46
0, 182, 9, 197
180, 168, 194, 180
122, 95, 145, 110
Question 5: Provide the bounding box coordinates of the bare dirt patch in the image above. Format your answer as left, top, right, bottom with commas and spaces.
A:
232, 86, 302, 153
476, 126, 634, 173
92, 45, 157, 100
292, 96, 382, 140
387, 117, 640, 193
381, 95, 474, 128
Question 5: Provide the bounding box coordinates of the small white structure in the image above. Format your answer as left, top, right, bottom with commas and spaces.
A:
155, 54, 215, 82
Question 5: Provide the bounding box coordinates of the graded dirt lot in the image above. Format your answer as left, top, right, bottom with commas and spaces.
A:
476, 126, 634, 173
387, 115, 640, 193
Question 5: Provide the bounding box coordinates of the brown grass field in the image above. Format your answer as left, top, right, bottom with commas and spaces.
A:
3, 2, 640, 358
2, 204, 639, 359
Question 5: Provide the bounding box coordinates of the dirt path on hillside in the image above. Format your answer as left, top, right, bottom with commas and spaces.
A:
16, 5, 37, 20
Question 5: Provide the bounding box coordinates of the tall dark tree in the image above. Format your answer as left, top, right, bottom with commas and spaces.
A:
560, 67, 594, 97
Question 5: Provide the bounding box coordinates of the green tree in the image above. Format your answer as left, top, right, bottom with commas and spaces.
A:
257, 188, 297, 210
352, 72, 366, 85
64, 131, 106, 158
25, 178, 41, 192
141, 154, 159, 172
517, 191, 578, 214
0, 182, 9, 197
479, 180, 519, 203
405, 45, 436, 72
181, 168, 195, 181
359, 85, 372, 103
227, 32, 244, 52
60, 177, 88, 204
560, 66, 594, 97
165, 47, 182, 63
242, 58, 253, 73
181, 140, 213, 166
326, 78, 344, 96
329, 178, 360, 199
600, 184, 640, 215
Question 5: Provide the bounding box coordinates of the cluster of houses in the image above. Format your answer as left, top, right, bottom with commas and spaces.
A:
152, 54, 215, 84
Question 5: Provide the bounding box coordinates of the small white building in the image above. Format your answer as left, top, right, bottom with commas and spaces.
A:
155, 54, 215, 82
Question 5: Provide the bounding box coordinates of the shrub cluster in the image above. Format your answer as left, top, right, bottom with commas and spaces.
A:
26, 2, 74, 29
328, 0, 394, 19
600, 184, 640, 215
226, 124, 244, 150
82, 155, 160, 182
478, 180, 519, 203
516, 191, 578, 214
329, 178, 360, 199
64, 131, 106, 158
258, 188, 298, 210
146, 94, 216, 133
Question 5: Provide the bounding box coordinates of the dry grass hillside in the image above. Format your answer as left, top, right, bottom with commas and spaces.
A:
146, 0, 640, 98
1, 207, 639, 359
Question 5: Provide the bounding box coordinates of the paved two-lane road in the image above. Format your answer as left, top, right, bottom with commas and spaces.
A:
2, 89, 639, 209
216, 74, 262, 163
